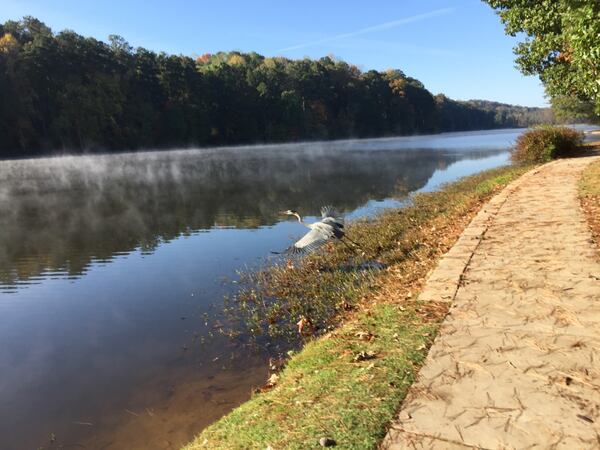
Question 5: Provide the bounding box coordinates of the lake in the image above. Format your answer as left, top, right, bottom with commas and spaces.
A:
0, 128, 573, 449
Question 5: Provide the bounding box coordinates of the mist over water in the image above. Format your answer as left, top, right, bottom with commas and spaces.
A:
0, 131, 515, 289
0, 129, 520, 449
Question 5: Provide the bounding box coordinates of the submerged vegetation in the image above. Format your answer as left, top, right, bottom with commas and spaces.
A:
0, 17, 553, 157
511, 125, 584, 163
185, 164, 533, 450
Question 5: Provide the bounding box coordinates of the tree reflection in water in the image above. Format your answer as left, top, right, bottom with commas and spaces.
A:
0, 143, 504, 287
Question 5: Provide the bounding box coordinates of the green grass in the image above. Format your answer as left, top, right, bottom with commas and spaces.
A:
184, 164, 533, 450
185, 302, 437, 450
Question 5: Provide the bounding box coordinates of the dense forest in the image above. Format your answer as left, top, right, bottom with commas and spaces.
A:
0, 17, 553, 157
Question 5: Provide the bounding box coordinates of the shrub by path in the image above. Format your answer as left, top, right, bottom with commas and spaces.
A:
383, 155, 600, 449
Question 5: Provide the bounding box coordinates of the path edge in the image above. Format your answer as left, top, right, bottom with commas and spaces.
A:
380, 161, 554, 449
415, 162, 551, 305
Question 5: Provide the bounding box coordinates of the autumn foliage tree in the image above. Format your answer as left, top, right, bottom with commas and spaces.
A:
484, 0, 600, 121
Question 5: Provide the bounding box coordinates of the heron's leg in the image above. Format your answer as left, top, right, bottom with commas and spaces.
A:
338, 237, 359, 255
342, 235, 364, 251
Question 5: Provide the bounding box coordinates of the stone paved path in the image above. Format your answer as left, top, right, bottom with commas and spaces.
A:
383, 156, 600, 449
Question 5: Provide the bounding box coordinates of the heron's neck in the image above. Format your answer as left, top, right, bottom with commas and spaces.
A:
293, 213, 309, 227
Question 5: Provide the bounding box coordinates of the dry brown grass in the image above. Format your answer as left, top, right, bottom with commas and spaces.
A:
579, 152, 600, 247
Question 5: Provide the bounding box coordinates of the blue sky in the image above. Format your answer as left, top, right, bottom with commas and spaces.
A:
1, 0, 547, 107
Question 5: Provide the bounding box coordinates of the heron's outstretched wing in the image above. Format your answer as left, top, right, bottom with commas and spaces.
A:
287, 224, 334, 254
320, 205, 344, 226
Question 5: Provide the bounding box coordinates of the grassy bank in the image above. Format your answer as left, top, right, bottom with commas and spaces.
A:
184, 164, 534, 450
579, 148, 600, 245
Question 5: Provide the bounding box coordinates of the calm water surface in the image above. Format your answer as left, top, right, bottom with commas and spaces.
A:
0, 128, 580, 449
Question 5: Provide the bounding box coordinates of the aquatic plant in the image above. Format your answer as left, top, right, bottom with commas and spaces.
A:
219, 165, 533, 346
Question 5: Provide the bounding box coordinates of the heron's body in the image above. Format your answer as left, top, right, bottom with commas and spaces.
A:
282, 206, 349, 254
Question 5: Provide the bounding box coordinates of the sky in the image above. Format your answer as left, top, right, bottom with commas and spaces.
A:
0, 0, 547, 107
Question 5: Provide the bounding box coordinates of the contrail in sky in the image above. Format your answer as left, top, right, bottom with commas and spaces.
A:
276, 7, 455, 52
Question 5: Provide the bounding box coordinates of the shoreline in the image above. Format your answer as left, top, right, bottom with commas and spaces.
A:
0, 126, 528, 162
183, 143, 600, 449
182, 163, 535, 449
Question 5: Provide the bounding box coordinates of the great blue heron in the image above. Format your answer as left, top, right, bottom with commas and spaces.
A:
280, 206, 360, 254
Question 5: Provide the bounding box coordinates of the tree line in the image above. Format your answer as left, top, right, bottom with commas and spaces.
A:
0, 17, 553, 157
